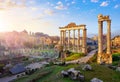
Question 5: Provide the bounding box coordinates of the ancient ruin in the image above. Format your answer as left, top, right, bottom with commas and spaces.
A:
97, 14, 112, 64
59, 23, 87, 54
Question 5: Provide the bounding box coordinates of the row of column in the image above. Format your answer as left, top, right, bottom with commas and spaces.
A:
60, 29, 87, 54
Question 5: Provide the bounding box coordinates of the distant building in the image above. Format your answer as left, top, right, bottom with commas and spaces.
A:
112, 36, 120, 47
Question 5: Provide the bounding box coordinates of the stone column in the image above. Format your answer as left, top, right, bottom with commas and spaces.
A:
97, 21, 103, 64
62, 31, 64, 46
68, 30, 70, 50
60, 30, 62, 46
61, 31, 63, 46
78, 29, 80, 52
82, 29, 87, 54
73, 30, 75, 52
107, 20, 111, 54
64, 30, 66, 50
107, 20, 112, 64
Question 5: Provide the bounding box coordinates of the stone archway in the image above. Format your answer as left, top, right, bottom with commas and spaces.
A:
97, 14, 112, 64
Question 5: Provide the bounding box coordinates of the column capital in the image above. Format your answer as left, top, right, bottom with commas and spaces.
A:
83, 28, 87, 31
64, 30, 66, 32
107, 20, 111, 23
98, 21, 103, 23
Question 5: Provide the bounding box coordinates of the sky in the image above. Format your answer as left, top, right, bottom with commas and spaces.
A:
0, 0, 120, 37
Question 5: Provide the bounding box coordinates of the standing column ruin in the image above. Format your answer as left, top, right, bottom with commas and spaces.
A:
73, 30, 75, 52
63, 30, 66, 50
59, 23, 87, 55
107, 20, 111, 54
107, 20, 112, 64
97, 21, 103, 64
82, 28, 87, 54
97, 14, 112, 64
78, 29, 80, 52
68, 30, 70, 50
60, 30, 62, 46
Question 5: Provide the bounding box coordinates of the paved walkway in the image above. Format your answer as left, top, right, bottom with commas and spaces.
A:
66, 49, 98, 64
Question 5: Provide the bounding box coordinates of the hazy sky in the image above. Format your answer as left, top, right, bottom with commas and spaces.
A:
0, 0, 120, 36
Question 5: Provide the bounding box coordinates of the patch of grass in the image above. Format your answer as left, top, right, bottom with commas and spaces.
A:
37, 64, 78, 82
14, 66, 55, 82
112, 53, 120, 66
65, 53, 84, 61
37, 64, 120, 82
15, 64, 120, 82
80, 64, 120, 82
112, 53, 120, 61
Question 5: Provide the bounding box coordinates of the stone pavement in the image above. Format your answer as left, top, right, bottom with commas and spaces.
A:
66, 49, 98, 64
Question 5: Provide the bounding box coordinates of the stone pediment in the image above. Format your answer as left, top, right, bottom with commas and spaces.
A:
65, 22, 77, 28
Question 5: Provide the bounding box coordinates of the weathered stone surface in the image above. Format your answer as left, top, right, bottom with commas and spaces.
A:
116, 67, 120, 72
91, 78, 103, 82
108, 65, 117, 70
97, 14, 112, 64
61, 68, 85, 81
67, 68, 81, 80
67, 68, 75, 73
61, 70, 69, 77
78, 74, 85, 82
59, 23, 87, 54
82, 64, 92, 71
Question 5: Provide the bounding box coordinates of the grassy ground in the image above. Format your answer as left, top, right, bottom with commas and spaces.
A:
14, 64, 120, 82
65, 53, 84, 61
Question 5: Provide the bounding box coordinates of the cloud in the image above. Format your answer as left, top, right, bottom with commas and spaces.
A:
67, 3, 70, 6
0, 0, 27, 10
44, 9, 55, 16
100, 1, 109, 7
55, 5, 67, 10
55, 1, 67, 10
91, 0, 99, 3
57, 1, 62, 5
31, 7, 38, 11
29, 0, 36, 4
114, 4, 119, 8
71, 1, 75, 4
82, 0, 86, 3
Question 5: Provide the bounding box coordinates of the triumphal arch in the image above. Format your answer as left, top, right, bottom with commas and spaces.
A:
97, 14, 112, 64
59, 23, 87, 54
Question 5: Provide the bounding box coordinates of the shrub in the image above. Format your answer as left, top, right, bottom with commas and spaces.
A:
0, 63, 5, 71
112, 53, 120, 61
65, 53, 84, 61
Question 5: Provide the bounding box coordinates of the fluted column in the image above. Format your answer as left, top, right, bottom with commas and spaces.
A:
78, 29, 80, 52
107, 20, 112, 64
97, 21, 103, 64
68, 30, 70, 50
73, 30, 75, 52
107, 20, 111, 54
62, 31, 64, 46
61, 31, 63, 46
98, 21, 103, 54
82, 29, 87, 54
64, 30, 66, 50
60, 30, 62, 46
